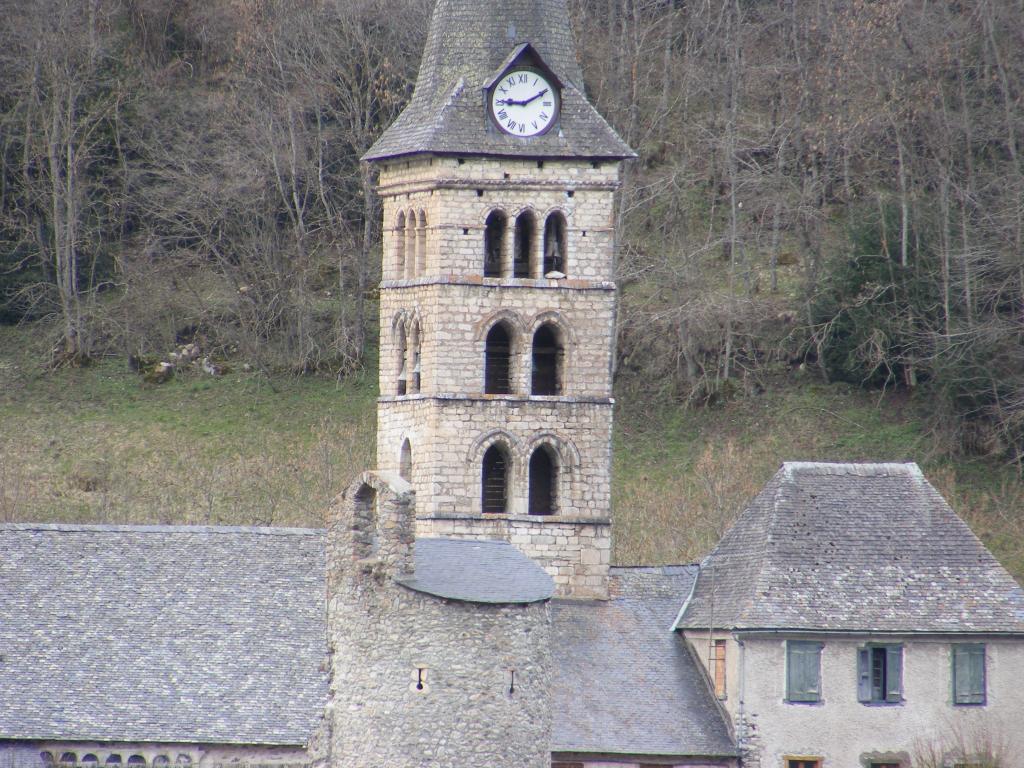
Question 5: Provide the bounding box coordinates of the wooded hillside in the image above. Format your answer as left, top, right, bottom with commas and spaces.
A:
1, 0, 1022, 468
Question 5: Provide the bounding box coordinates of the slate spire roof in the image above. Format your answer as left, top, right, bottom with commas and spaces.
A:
363, 0, 634, 161
674, 462, 1024, 634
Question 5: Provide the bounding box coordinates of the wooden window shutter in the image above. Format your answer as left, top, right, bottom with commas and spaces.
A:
787, 641, 822, 702
885, 645, 903, 703
953, 644, 986, 705
857, 647, 872, 702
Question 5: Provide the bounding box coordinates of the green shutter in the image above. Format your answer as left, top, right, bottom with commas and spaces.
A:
953, 644, 986, 705
787, 642, 822, 703
885, 645, 903, 703
857, 648, 871, 702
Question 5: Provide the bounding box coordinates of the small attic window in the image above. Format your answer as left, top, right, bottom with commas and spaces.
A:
592, 161, 602, 169
458, 158, 466, 165
537, 161, 545, 169
566, 190, 574, 198
477, 189, 484, 197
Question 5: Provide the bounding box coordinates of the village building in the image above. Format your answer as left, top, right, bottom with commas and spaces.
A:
2, 1, 1023, 767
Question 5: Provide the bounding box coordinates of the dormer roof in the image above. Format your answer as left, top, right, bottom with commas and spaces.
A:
363, 0, 634, 162
674, 462, 1024, 634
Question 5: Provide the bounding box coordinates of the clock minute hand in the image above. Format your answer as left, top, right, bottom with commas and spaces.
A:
497, 97, 526, 106
523, 88, 549, 106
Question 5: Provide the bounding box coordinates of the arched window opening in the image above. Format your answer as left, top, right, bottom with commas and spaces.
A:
543, 212, 568, 276
529, 446, 558, 516
410, 321, 422, 394
484, 211, 507, 277
400, 439, 413, 482
353, 484, 379, 558
126, 758, 145, 767
81, 757, 99, 765
531, 324, 563, 396
395, 211, 407, 278
396, 324, 408, 396
513, 211, 536, 278
416, 210, 427, 275
484, 323, 513, 394
174, 758, 191, 766
40, 754, 54, 766
481, 444, 511, 514
105, 757, 122, 766
405, 209, 416, 278
59, 755, 76, 765
151, 759, 169, 767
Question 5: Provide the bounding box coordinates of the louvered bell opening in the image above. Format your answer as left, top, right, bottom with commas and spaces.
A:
482, 445, 510, 513
528, 447, 557, 515
531, 325, 561, 395
485, 324, 512, 394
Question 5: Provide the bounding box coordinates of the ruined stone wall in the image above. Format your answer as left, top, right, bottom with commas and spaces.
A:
326, 473, 552, 768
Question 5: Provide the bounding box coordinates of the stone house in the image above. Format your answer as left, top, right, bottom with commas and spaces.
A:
2, 1, 1023, 768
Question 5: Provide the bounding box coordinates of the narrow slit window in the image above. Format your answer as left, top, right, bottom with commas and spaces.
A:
409, 322, 422, 394
416, 210, 427, 275
482, 444, 510, 513
395, 211, 406, 278
543, 212, 567, 276
405, 210, 416, 278
528, 446, 557, 516
485, 323, 513, 394
513, 211, 536, 278
531, 324, 562, 396
484, 211, 506, 276
396, 324, 408, 396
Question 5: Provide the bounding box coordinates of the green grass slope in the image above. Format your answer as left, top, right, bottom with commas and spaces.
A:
1, 325, 1021, 581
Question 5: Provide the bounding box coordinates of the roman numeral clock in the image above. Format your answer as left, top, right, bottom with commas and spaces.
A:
486, 45, 562, 137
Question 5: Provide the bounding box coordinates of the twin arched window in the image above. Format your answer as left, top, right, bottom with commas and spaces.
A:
483, 321, 563, 395
483, 210, 568, 278
481, 443, 558, 515
395, 209, 428, 278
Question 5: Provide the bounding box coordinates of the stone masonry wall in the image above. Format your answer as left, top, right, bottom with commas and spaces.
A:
417, 516, 611, 599
377, 156, 619, 282
326, 473, 552, 768
377, 397, 612, 519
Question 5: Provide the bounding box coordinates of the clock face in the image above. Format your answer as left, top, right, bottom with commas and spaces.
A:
489, 69, 559, 137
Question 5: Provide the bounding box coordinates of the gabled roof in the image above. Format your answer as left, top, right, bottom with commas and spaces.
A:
363, 0, 634, 162
674, 462, 1024, 634
0, 525, 326, 745
551, 567, 736, 758
397, 538, 554, 603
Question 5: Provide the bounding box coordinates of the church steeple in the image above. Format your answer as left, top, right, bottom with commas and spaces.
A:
365, 0, 632, 599
363, 0, 633, 162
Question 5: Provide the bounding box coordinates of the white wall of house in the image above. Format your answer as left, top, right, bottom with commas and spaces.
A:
684, 633, 1024, 768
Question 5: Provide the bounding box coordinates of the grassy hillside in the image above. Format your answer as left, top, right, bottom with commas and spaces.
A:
1, 324, 1021, 581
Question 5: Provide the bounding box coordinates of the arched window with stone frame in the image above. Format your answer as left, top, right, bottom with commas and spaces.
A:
481, 443, 512, 514
543, 211, 568, 276
394, 211, 407, 279
399, 439, 413, 482
409, 319, 422, 394
416, 210, 428, 275
513, 210, 536, 278
396, 321, 408, 396
484, 321, 514, 394
528, 444, 559, 515
484, 210, 507, 277
531, 323, 564, 396
405, 208, 416, 278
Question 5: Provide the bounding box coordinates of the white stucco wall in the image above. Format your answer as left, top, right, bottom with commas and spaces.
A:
686, 634, 1024, 768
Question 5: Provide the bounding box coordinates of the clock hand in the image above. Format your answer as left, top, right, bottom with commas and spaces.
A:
522, 89, 549, 106
496, 97, 527, 106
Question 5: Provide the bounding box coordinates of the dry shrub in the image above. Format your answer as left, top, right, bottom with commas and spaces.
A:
913, 718, 1011, 768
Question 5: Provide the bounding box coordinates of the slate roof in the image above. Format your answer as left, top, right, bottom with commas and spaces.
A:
397, 537, 554, 603
675, 462, 1024, 634
363, 0, 634, 161
551, 566, 736, 758
0, 525, 326, 745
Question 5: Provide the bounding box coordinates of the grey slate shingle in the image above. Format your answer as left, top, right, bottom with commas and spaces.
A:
397, 537, 554, 603
675, 462, 1024, 633
0, 525, 326, 745
363, 0, 634, 161
551, 567, 736, 758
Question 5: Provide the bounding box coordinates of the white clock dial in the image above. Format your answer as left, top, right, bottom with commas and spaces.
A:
489, 69, 559, 138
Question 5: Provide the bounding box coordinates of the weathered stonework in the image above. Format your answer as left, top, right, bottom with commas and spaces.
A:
375, 154, 620, 600
326, 473, 552, 768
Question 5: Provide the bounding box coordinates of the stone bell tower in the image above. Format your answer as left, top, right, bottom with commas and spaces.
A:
363, 0, 633, 599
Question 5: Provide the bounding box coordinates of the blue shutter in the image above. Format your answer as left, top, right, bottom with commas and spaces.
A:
885, 645, 903, 703
857, 647, 871, 702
